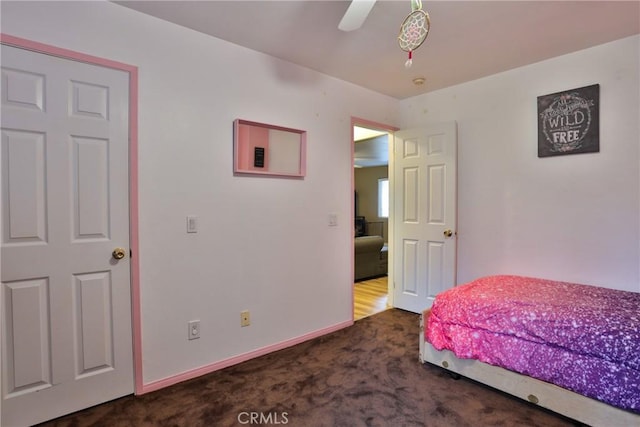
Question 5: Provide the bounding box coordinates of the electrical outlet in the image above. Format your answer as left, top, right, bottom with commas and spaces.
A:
188, 320, 200, 340
240, 310, 250, 327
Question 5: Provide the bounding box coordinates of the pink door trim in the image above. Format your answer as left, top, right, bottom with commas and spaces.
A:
0, 33, 143, 395
350, 117, 399, 321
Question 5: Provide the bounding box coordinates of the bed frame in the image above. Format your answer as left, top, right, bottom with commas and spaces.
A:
419, 312, 640, 427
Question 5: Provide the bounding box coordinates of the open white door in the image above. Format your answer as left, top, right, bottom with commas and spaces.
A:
1, 44, 133, 426
391, 122, 457, 313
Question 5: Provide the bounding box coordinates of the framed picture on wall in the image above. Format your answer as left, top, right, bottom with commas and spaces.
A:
537, 84, 600, 157
233, 119, 307, 177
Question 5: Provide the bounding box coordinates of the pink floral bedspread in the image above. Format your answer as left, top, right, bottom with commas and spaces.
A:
426, 275, 640, 413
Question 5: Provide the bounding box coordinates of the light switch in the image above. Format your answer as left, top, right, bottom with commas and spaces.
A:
187, 215, 198, 233
328, 213, 338, 227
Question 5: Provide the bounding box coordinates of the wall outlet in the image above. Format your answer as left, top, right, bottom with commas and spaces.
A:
328, 213, 338, 226
188, 320, 200, 340
240, 310, 250, 327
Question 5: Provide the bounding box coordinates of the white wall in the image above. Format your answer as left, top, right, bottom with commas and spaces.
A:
1, 1, 399, 384
399, 36, 640, 293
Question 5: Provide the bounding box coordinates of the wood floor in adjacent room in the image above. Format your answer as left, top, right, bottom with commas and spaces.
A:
354, 276, 389, 320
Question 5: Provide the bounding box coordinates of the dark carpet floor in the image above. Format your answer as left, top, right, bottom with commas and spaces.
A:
39, 309, 576, 427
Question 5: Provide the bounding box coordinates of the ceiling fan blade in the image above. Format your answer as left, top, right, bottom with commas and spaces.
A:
338, 0, 376, 32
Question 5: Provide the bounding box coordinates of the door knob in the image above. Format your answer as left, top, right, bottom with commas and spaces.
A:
112, 247, 126, 260
443, 229, 453, 238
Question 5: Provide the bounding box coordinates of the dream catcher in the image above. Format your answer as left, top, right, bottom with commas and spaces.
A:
398, 0, 431, 68
339, 0, 431, 68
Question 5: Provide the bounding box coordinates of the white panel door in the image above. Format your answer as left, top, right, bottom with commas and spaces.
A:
1, 44, 133, 426
392, 123, 457, 313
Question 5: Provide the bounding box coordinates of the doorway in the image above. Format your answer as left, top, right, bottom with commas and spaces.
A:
351, 118, 398, 320
351, 119, 458, 317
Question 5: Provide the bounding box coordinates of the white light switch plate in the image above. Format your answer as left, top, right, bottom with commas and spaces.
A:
187, 215, 198, 233
328, 213, 338, 226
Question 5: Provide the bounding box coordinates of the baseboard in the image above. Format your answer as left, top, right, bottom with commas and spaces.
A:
138, 319, 353, 395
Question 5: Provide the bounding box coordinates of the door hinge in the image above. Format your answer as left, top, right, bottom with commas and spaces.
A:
130, 249, 133, 258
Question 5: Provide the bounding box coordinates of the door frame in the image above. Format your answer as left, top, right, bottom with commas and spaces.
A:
350, 117, 398, 318
0, 34, 142, 394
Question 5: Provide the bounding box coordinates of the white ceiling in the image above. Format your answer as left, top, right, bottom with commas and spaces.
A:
354, 134, 390, 168
353, 126, 389, 168
354, 126, 387, 142
116, 1, 640, 100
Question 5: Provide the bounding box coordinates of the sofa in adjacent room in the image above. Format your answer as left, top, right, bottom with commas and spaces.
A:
354, 235, 385, 281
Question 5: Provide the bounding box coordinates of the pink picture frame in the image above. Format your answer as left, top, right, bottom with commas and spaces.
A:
233, 119, 306, 178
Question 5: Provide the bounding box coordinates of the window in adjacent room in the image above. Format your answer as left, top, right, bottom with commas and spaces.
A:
378, 178, 389, 218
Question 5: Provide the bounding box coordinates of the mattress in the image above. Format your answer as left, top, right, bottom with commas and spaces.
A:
425, 275, 640, 413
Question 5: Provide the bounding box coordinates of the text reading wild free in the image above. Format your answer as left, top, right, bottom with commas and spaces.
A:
537, 84, 599, 157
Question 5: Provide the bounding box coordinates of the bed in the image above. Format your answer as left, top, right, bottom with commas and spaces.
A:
419, 275, 640, 426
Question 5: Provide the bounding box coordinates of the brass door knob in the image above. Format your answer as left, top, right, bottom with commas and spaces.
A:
443, 229, 453, 238
112, 247, 126, 260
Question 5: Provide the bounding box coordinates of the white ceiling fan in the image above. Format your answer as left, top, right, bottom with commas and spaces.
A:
338, 0, 377, 32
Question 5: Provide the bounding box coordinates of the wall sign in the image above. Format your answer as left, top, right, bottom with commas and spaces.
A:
537, 84, 599, 157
